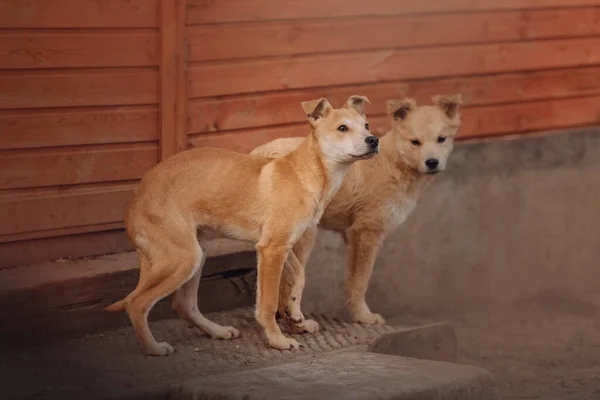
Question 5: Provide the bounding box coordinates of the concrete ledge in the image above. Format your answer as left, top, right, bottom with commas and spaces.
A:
0, 247, 258, 347
369, 322, 458, 363
168, 352, 495, 400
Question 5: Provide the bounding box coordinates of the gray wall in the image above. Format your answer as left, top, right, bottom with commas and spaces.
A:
301, 128, 600, 318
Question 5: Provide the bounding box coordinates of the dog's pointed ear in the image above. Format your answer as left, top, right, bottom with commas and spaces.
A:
302, 98, 333, 126
345, 95, 371, 116
387, 98, 416, 121
433, 94, 463, 119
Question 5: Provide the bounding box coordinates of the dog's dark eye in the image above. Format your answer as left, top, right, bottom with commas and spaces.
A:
410, 139, 421, 146
337, 125, 348, 132
365, 123, 370, 130
438, 136, 446, 143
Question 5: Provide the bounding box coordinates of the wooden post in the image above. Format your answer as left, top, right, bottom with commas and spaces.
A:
159, 0, 187, 161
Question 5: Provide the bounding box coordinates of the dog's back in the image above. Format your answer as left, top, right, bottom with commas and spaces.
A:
251, 137, 304, 158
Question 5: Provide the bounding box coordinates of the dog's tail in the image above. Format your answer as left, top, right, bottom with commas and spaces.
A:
105, 299, 126, 312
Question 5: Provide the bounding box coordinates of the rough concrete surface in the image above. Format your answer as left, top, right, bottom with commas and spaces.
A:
169, 352, 494, 400
369, 322, 458, 363
1, 308, 407, 399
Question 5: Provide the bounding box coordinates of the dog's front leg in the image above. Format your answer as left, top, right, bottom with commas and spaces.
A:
281, 251, 320, 334
255, 241, 301, 350
279, 227, 319, 334
345, 227, 386, 325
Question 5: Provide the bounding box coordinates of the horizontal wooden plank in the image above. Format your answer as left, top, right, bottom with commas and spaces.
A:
188, 66, 600, 134
461, 95, 600, 138
0, 68, 157, 109
188, 37, 600, 98
0, 183, 134, 236
189, 124, 310, 153
1, 222, 124, 244
187, 0, 600, 24
0, 143, 157, 190
0, 106, 158, 150
0, 30, 158, 69
0, 0, 158, 28
189, 96, 600, 152
0, 227, 131, 269
189, 8, 600, 62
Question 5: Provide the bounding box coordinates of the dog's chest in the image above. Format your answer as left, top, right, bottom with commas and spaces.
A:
384, 193, 418, 230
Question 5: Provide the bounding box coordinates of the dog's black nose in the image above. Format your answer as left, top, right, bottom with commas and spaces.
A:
425, 158, 439, 170
365, 136, 379, 149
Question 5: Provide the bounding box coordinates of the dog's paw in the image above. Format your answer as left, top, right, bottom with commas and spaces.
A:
268, 335, 302, 351
353, 312, 386, 325
298, 318, 320, 333
284, 306, 305, 325
144, 341, 175, 357
210, 325, 240, 340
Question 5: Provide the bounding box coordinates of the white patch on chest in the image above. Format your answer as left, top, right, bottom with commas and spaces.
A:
385, 193, 418, 231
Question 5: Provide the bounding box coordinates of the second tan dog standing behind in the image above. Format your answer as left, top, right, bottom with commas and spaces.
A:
105, 96, 379, 356
251, 94, 462, 327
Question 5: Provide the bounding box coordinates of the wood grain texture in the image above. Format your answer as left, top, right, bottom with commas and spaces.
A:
189, 96, 600, 153
0, 106, 158, 150
1, 222, 125, 244
187, 0, 600, 24
0, 68, 158, 109
0, 183, 135, 236
461, 95, 600, 138
188, 66, 600, 134
159, 0, 188, 160
189, 8, 600, 61
0, 227, 131, 269
0, 0, 158, 28
189, 124, 317, 153
188, 37, 600, 98
0, 143, 158, 190
0, 30, 158, 69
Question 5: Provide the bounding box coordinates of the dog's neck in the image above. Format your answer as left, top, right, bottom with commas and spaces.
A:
286, 132, 348, 204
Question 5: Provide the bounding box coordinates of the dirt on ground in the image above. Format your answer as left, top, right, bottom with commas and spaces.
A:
427, 292, 600, 400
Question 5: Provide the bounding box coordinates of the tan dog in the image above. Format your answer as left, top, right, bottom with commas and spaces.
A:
105, 96, 378, 356
252, 94, 462, 326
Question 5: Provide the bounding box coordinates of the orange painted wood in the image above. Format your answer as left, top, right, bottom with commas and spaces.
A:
189, 124, 309, 153
187, 0, 600, 24
189, 96, 600, 153
1, 222, 124, 244
0, 106, 158, 150
188, 66, 600, 134
0, 183, 135, 236
0, 30, 158, 69
189, 8, 600, 62
159, 0, 188, 161
0, 68, 158, 109
0, 227, 131, 269
0, 143, 158, 190
0, 0, 158, 28
188, 37, 600, 98
460, 95, 600, 139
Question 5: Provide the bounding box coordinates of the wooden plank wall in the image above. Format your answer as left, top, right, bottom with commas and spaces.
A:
2, 0, 600, 268
186, 1, 600, 152
0, 1, 161, 267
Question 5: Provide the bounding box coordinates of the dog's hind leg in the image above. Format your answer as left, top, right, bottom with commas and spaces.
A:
172, 248, 240, 340
125, 249, 200, 357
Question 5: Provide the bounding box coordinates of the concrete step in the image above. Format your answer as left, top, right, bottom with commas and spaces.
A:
1, 307, 474, 400
0, 240, 257, 347
168, 351, 495, 400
